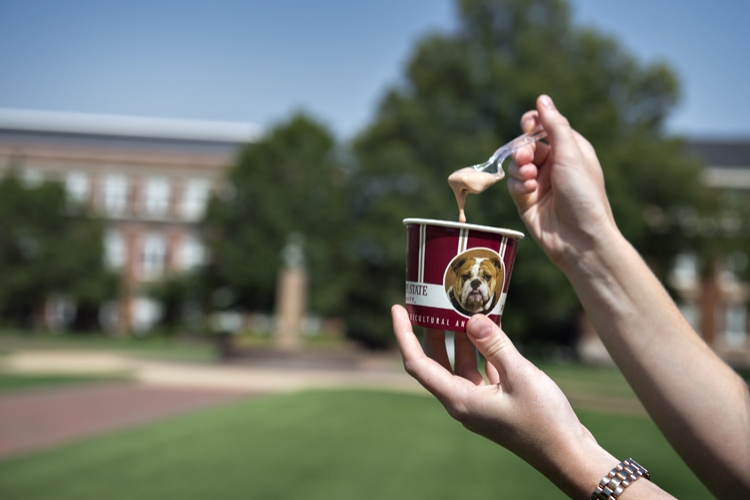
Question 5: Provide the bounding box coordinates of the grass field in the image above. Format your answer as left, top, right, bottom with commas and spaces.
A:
0, 390, 712, 500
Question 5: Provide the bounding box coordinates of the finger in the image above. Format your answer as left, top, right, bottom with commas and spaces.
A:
454, 331, 483, 385
465, 314, 523, 390
484, 356, 500, 385
520, 110, 540, 133
511, 143, 536, 167
391, 305, 465, 399
536, 94, 576, 151
511, 141, 550, 173
424, 328, 453, 373
531, 140, 551, 166
392, 305, 427, 361
507, 159, 539, 183
506, 176, 539, 211
518, 110, 551, 166
507, 161, 545, 210
510, 113, 540, 169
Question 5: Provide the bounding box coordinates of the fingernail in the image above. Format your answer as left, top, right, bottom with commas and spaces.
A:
521, 116, 535, 131
541, 95, 556, 110
467, 315, 492, 340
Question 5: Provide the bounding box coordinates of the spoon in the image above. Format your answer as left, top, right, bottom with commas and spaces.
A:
469, 125, 547, 176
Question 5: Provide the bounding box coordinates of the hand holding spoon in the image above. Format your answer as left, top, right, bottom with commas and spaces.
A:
469, 124, 547, 176
448, 125, 546, 223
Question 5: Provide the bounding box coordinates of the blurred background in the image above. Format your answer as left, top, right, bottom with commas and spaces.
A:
0, 1, 748, 499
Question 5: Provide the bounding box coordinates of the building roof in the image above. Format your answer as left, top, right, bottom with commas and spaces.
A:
0, 109, 264, 168
685, 139, 750, 190
0, 108, 262, 144
685, 139, 750, 168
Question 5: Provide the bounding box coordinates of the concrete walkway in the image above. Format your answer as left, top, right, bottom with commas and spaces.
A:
0, 349, 645, 460
1, 349, 423, 393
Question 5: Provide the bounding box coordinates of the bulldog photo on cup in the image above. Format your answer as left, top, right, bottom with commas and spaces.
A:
445, 248, 505, 317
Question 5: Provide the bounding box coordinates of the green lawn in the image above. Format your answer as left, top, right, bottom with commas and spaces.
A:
0, 390, 711, 500
538, 361, 639, 398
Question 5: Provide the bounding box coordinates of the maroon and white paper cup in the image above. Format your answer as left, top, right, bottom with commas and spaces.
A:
403, 218, 523, 332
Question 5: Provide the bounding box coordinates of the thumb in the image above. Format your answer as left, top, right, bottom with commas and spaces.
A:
466, 315, 520, 376
536, 94, 576, 149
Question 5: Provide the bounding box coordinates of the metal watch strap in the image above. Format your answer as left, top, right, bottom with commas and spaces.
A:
590, 458, 650, 500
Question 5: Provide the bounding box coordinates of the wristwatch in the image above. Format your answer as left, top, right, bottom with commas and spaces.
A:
590, 458, 650, 500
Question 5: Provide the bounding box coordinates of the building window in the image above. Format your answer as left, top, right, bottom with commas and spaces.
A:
65, 171, 90, 204
177, 235, 205, 270
721, 251, 749, 285
724, 303, 747, 347
21, 167, 44, 188
102, 175, 129, 216
130, 297, 162, 334
104, 230, 127, 270
671, 253, 699, 289
140, 233, 166, 280
142, 177, 171, 218
180, 178, 210, 221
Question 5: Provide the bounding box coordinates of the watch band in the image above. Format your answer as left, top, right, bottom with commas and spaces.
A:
590, 458, 650, 500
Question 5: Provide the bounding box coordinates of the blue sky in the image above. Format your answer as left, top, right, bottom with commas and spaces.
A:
0, 0, 748, 139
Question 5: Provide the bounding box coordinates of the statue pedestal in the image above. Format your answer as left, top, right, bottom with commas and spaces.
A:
274, 266, 307, 351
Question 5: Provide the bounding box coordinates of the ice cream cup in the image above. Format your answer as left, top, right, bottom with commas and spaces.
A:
403, 218, 523, 332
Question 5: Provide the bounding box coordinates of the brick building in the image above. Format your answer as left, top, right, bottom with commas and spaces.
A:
0, 109, 259, 332
579, 139, 750, 367
678, 139, 750, 365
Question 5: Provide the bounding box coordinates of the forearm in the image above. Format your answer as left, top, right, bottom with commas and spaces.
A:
529, 433, 674, 499
563, 227, 750, 495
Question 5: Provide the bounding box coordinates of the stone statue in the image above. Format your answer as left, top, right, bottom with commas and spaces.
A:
274, 233, 308, 350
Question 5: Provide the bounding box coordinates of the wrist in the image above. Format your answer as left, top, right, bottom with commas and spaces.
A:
550, 437, 666, 499
532, 425, 619, 499
557, 224, 629, 284
559, 434, 620, 499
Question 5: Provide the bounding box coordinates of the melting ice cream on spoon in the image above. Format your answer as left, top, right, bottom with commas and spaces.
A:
448, 168, 503, 223
448, 125, 547, 223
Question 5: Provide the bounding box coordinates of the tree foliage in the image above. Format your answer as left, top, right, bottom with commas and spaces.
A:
206, 114, 351, 318
0, 173, 117, 328
348, 0, 707, 346
203, 0, 717, 349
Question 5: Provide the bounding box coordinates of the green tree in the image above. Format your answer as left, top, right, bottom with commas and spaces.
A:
206, 114, 351, 320
146, 270, 206, 334
349, 0, 708, 347
0, 173, 117, 329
